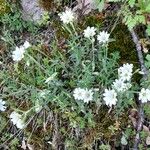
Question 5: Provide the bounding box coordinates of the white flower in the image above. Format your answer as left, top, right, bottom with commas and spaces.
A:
118, 63, 133, 81
83, 26, 96, 39
97, 31, 110, 43
23, 41, 31, 49
112, 79, 125, 92
139, 88, 150, 103
10, 111, 25, 129
82, 88, 94, 103
12, 46, 25, 62
59, 8, 75, 24
103, 89, 117, 107
0, 99, 6, 111
73, 88, 94, 103
112, 79, 132, 92
12, 41, 31, 62
73, 88, 85, 101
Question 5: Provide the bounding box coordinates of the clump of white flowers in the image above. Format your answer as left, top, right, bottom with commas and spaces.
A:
12, 41, 31, 62
118, 63, 133, 81
59, 10, 111, 45
0, 99, 6, 111
103, 89, 117, 107
59, 8, 75, 24
83, 26, 96, 39
139, 88, 150, 103
97, 31, 110, 43
103, 63, 133, 107
10, 111, 25, 129
73, 88, 94, 103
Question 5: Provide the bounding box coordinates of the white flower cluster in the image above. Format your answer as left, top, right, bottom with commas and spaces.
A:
139, 88, 150, 103
73, 88, 94, 103
103, 63, 133, 107
112, 79, 132, 93
0, 99, 6, 111
12, 41, 31, 62
59, 9, 110, 44
10, 111, 25, 129
112, 63, 133, 92
118, 63, 133, 81
59, 8, 75, 24
83, 26, 110, 43
103, 89, 117, 107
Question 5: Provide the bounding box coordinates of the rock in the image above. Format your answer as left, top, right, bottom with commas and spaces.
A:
21, 0, 45, 22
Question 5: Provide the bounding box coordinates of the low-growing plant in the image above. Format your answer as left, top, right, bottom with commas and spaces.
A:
1, 2, 150, 149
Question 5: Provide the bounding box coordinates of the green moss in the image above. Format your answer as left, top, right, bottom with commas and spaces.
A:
109, 24, 138, 64
109, 23, 142, 82
81, 106, 129, 148
81, 13, 104, 28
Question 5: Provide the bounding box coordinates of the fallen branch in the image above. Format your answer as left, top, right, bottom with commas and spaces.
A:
130, 29, 148, 150
130, 30, 148, 79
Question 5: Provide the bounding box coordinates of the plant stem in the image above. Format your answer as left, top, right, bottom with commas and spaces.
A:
91, 39, 95, 71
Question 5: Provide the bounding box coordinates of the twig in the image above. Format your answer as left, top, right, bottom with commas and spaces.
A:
130, 29, 148, 150
52, 113, 60, 149
130, 30, 148, 79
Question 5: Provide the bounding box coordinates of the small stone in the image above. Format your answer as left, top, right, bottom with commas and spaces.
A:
21, 0, 45, 22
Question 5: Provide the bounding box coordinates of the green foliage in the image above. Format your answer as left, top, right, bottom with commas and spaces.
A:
0, 10, 38, 33
146, 25, 150, 36
0, 13, 122, 147
122, 7, 146, 30
145, 54, 150, 68
99, 144, 111, 150
38, 11, 50, 26
144, 104, 150, 118
96, 0, 150, 31
1, 1, 150, 149
0, 3, 39, 47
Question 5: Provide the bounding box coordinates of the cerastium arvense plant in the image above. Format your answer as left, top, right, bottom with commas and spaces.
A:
1, 6, 150, 149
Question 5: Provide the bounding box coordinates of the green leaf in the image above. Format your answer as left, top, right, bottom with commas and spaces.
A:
121, 135, 128, 145
145, 4, 150, 12
146, 54, 150, 61
128, 0, 136, 7
146, 25, 150, 36
95, 0, 105, 12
